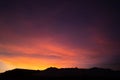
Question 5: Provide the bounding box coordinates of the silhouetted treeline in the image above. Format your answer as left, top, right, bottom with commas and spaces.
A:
0, 67, 120, 80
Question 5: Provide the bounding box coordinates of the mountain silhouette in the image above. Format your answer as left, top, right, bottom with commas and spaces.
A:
0, 67, 120, 80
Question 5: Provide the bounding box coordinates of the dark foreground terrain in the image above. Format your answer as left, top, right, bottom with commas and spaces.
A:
0, 67, 120, 80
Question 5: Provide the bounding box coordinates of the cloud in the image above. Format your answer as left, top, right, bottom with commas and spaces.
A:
0, 0, 119, 71
0, 50, 62, 60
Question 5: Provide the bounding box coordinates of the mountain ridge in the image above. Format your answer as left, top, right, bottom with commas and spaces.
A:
0, 67, 120, 80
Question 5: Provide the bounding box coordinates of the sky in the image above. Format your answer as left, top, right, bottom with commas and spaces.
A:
0, 0, 120, 72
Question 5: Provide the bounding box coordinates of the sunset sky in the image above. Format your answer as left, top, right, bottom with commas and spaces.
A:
0, 0, 120, 72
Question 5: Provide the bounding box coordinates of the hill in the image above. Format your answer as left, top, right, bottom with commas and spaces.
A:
0, 67, 120, 80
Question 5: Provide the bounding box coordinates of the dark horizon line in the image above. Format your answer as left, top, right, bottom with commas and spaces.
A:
1, 66, 120, 74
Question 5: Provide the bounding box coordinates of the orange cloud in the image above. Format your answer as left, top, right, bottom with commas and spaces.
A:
1, 31, 106, 72
0, 36, 81, 71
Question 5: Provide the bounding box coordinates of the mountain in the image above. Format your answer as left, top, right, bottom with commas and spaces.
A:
0, 67, 120, 80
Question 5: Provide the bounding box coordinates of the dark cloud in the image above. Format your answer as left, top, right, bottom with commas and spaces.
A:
95, 53, 120, 70
0, 50, 62, 59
